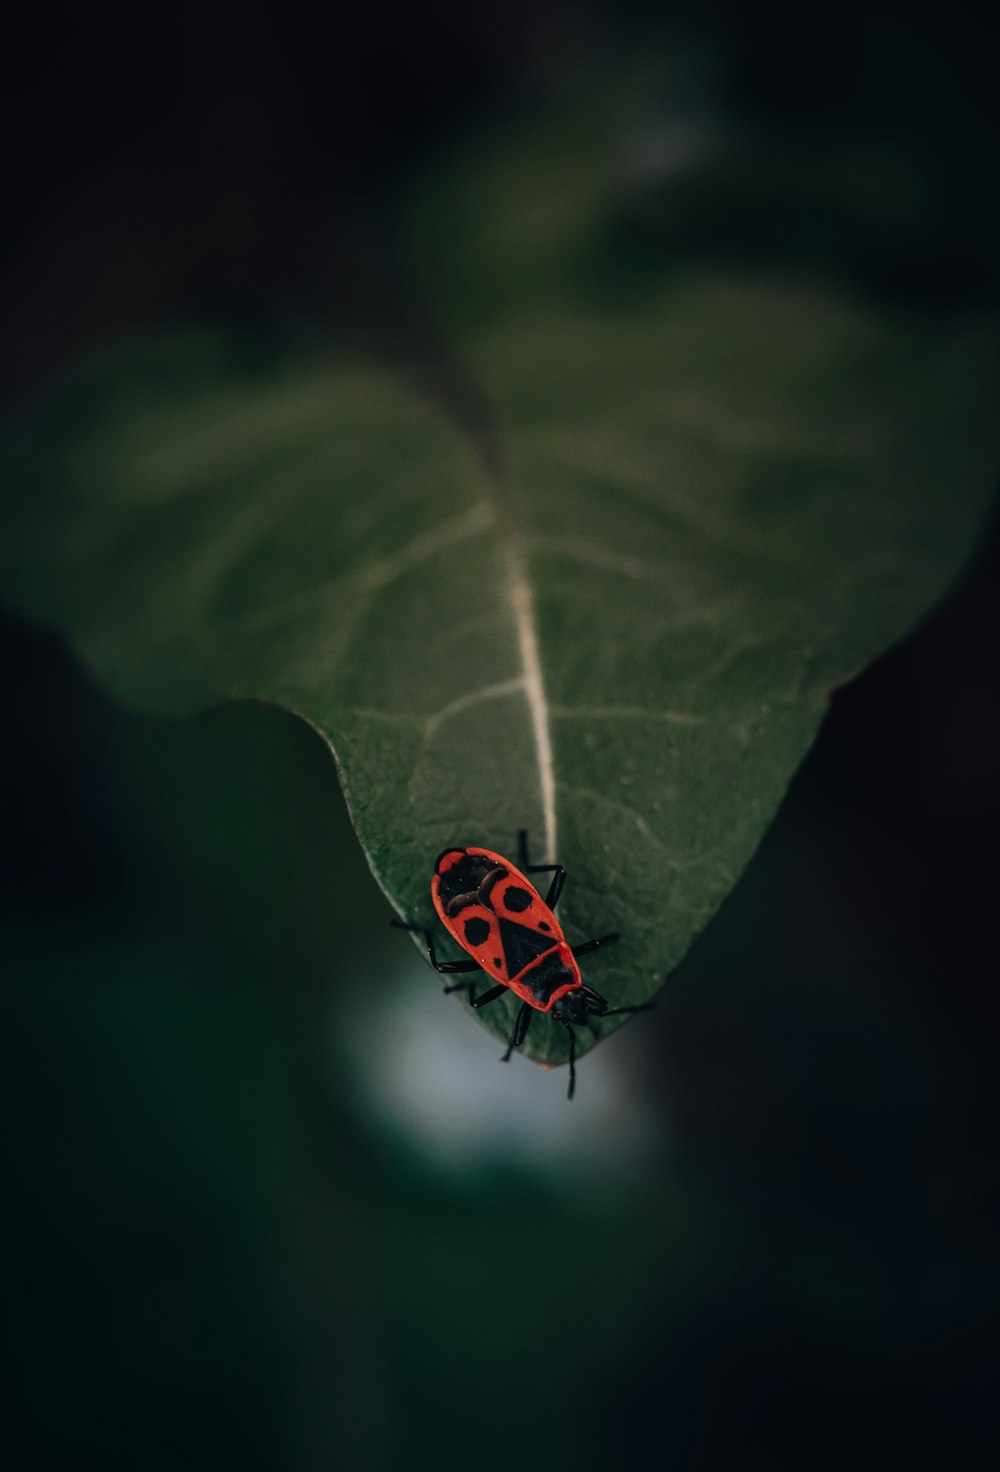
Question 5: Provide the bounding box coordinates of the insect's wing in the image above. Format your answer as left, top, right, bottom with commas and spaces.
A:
487, 864, 565, 945
432, 848, 566, 984
440, 901, 509, 980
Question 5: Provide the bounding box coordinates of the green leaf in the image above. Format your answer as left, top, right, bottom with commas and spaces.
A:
2, 87, 997, 1066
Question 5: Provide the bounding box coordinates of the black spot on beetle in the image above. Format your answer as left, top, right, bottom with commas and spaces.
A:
493, 957, 502, 967
464, 916, 490, 946
503, 885, 532, 912
539, 921, 550, 931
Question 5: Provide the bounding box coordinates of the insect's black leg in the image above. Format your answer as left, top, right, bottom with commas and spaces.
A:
541, 867, 567, 910
433, 957, 482, 974
443, 981, 507, 1009
392, 922, 479, 975
571, 932, 619, 959
501, 1002, 533, 1062
517, 829, 567, 909
562, 1022, 577, 1100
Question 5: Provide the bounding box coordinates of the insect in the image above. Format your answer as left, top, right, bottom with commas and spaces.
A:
394, 830, 653, 1098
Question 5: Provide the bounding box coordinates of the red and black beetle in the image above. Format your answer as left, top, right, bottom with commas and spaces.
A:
395, 830, 652, 1097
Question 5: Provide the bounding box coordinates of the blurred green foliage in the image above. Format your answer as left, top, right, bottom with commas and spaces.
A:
3, 4, 1000, 1467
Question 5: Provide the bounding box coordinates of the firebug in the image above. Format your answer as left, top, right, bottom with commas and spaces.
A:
394, 829, 653, 1098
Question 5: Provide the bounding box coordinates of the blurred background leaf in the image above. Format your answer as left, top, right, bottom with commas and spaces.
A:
2, 2, 1000, 1468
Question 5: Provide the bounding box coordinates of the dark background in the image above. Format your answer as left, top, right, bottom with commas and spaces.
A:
2, 4, 999, 1468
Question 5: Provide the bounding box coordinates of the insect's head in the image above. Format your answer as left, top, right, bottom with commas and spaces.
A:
551, 985, 607, 1025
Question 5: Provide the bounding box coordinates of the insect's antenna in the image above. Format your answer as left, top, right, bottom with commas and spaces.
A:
563, 1023, 577, 1100
601, 1001, 657, 1018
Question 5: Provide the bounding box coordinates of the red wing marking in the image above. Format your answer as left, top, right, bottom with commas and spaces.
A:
465, 848, 567, 945
436, 901, 507, 977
